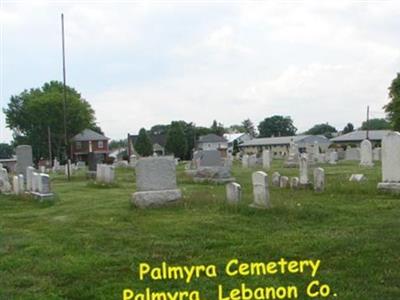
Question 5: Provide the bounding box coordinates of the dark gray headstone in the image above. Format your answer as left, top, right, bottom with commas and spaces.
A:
199, 150, 222, 167
16, 145, 33, 177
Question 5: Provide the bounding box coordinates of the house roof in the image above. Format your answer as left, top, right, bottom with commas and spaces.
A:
223, 133, 247, 143
72, 129, 109, 141
198, 133, 227, 143
240, 135, 330, 147
330, 130, 392, 142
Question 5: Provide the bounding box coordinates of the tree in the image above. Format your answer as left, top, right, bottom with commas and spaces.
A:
3, 81, 99, 161
150, 124, 169, 136
258, 115, 297, 138
384, 73, 400, 130
232, 139, 240, 155
361, 118, 391, 130
242, 119, 257, 137
306, 123, 337, 138
342, 123, 354, 134
0, 143, 13, 159
210, 120, 225, 136
109, 139, 128, 150
228, 124, 245, 133
165, 122, 188, 159
134, 128, 153, 156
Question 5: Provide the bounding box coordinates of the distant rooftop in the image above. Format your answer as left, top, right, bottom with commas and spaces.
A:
72, 129, 109, 142
198, 133, 227, 143
330, 130, 392, 142
240, 135, 330, 147
223, 133, 248, 143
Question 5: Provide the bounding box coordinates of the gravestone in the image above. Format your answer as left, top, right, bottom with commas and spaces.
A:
129, 155, 137, 168
199, 150, 222, 167
226, 182, 241, 204
26, 166, 35, 191
377, 131, 400, 192
284, 142, 299, 168
248, 154, 258, 167
360, 139, 374, 167
32, 172, 40, 192
271, 172, 281, 187
299, 153, 309, 186
373, 147, 381, 161
12, 176, 21, 195
350, 174, 366, 182
132, 156, 181, 208
313, 167, 325, 192
279, 176, 289, 188
31, 173, 53, 200
0, 168, 12, 193
313, 141, 320, 162
242, 154, 249, 168
250, 171, 270, 209
345, 147, 360, 161
329, 151, 338, 165
96, 164, 115, 184
290, 177, 299, 189
16, 145, 33, 178
262, 149, 271, 170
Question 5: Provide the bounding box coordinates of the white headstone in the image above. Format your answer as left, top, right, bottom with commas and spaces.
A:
360, 139, 374, 167
0, 168, 12, 193
242, 154, 249, 168
26, 166, 35, 191
350, 174, 366, 182
290, 177, 299, 189
313, 167, 325, 192
262, 150, 271, 170
279, 176, 289, 188
250, 171, 270, 209
377, 132, 400, 192
271, 172, 280, 187
226, 182, 241, 204
329, 151, 338, 165
299, 154, 309, 185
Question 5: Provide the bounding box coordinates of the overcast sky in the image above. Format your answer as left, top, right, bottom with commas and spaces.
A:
1, 1, 400, 142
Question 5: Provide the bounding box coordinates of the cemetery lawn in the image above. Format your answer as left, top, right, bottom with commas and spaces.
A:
0, 161, 399, 300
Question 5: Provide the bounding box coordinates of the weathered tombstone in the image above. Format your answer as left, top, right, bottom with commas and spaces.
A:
242, 154, 249, 168
313, 167, 325, 192
18, 174, 24, 193
248, 154, 258, 167
360, 139, 374, 167
271, 172, 280, 187
284, 142, 299, 168
313, 141, 320, 162
329, 151, 338, 165
32, 172, 40, 192
373, 147, 381, 161
345, 147, 360, 161
262, 149, 271, 170
279, 176, 289, 188
12, 176, 20, 195
132, 156, 181, 208
96, 164, 115, 184
199, 150, 222, 167
299, 153, 309, 186
377, 131, 400, 192
225, 182, 241, 204
350, 174, 366, 182
0, 168, 12, 193
250, 171, 270, 209
290, 177, 299, 189
26, 166, 35, 191
15, 145, 33, 178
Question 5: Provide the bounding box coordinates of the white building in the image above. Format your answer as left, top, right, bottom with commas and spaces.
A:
223, 133, 253, 154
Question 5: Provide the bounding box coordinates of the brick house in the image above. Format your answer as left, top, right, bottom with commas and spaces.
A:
71, 129, 110, 162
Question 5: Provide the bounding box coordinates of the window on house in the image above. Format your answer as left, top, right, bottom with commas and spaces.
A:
98, 141, 104, 149
76, 142, 82, 149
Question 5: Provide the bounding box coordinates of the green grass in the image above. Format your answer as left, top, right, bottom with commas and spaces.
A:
0, 161, 399, 300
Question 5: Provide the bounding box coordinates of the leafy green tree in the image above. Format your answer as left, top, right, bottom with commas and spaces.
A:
134, 128, 153, 156
258, 115, 297, 138
0, 143, 13, 159
228, 124, 245, 133
210, 120, 225, 136
306, 123, 337, 138
342, 123, 354, 134
242, 119, 257, 137
384, 73, 400, 130
150, 124, 169, 135
3, 81, 99, 161
361, 118, 391, 130
165, 122, 188, 159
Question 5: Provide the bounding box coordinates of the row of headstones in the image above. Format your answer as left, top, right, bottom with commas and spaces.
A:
0, 165, 52, 197
226, 168, 325, 207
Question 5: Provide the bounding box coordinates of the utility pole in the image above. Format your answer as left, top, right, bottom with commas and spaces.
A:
61, 13, 70, 180
366, 105, 370, 140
